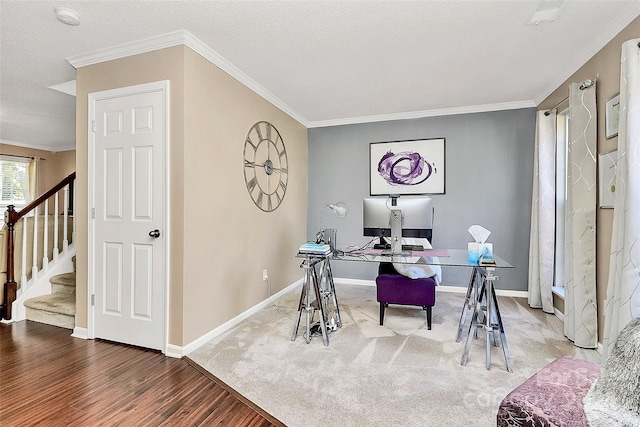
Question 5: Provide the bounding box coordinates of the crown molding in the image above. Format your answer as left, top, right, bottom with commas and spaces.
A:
307, 100, 536, 128
534, 2, 640, 106
66, 30, 308, 127
0, 139, 75, 153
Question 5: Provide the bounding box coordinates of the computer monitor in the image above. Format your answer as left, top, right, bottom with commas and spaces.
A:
363, 196, 434, 245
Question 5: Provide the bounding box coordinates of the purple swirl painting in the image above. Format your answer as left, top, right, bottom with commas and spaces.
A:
370, 138, 445, 195
377, 150, 434, 186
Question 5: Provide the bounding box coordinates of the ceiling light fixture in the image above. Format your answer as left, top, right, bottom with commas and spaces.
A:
55, 7, 80, 26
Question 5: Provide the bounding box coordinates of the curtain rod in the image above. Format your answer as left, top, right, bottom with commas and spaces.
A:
544, 78, 595, 116
0, 154, 45, 161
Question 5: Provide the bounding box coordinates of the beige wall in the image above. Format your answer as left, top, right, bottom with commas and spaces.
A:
538, 16, 640, 342
0, 144, 75, 195
181, 49, 307, 345
75, 45, 307, 347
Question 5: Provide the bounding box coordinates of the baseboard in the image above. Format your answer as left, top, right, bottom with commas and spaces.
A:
554, 307, 564, 321
165, 344, 183, 359
178, 275, 527, 358
334, 278, 528, 298
334, 278, 375, 287
176, 278, 304, 358
72, 326, 88, 339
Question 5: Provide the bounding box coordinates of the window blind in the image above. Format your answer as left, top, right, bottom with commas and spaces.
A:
0, 156, 30, 218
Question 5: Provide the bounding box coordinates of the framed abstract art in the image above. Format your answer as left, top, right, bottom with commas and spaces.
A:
370, 138, 445, 196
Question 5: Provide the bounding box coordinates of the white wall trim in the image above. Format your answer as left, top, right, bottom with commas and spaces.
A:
72, 326, 88, 339
0, 138, 76, 152
171, 275, 528, 358
334, 277, 528, 298
307, 100, 536, 128
65, 29, 542, 132
554, 307, 564, 322
66, 30, 308, 127
174, 278, 304, 358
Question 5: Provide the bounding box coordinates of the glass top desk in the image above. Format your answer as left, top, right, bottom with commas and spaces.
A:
333, 248, 515, 372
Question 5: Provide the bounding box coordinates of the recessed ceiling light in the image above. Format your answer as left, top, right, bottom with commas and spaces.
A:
55, 7, 80, 26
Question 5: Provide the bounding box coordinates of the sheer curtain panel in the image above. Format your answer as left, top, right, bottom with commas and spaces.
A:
528, 110, 556, 313
563, 80, 598, 349
602, 39, 640, 359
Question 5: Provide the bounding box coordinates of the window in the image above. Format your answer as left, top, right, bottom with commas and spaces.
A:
553, 110, 568, 296
0, 156, 31, 225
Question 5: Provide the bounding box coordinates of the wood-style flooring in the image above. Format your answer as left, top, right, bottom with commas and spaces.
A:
0, 320, 284, 426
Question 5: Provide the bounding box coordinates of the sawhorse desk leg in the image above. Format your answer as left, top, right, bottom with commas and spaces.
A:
291, 256, 340, 346
460, 268, 513, 372
456, 267, 480, 342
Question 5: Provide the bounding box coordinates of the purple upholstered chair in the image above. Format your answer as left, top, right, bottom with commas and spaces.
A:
376, 265, 437, 330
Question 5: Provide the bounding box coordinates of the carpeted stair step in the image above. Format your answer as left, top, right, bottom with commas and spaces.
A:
24, 292, 75, 329
50, 272, 76, 295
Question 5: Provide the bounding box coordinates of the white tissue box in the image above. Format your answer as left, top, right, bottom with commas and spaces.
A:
468, 242, 492, 264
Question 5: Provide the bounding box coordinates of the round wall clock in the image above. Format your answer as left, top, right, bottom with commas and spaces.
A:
243, 121, 289, 212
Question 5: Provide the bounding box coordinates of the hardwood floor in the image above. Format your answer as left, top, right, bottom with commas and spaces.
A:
0, 320, 284, 426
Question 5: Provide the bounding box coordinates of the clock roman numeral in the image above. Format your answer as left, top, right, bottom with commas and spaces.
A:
245, 136, 257, 151
246, 176, 258, 193
256, 191, 264, 208
278, 181, 287, 193
255, 124, 263, 142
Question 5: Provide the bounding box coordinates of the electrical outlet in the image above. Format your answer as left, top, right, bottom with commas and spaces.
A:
262, 269, 268, 282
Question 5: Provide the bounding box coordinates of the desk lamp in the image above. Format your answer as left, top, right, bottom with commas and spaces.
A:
316, 202, 349, 250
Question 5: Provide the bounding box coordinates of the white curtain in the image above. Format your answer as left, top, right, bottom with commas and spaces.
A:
528, 110, 556, 313
564, 80, 598, 349
602, 38, 640, 358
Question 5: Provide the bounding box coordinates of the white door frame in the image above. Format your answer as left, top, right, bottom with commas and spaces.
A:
87, 80, 170, 354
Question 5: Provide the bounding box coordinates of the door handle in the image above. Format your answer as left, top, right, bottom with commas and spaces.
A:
149, 229, 161, 238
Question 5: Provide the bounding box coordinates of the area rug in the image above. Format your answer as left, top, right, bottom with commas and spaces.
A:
188, 284, 599, 427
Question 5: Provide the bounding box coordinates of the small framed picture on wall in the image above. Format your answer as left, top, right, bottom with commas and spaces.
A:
605, 94, 620, 139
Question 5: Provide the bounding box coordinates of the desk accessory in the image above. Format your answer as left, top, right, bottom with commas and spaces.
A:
298, 242, 332, 255
468, 224, 491, 263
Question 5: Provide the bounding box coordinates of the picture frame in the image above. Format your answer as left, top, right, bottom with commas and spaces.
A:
605, 94, 620, 139
598, 150, 617, 208
370, 138, 445, 196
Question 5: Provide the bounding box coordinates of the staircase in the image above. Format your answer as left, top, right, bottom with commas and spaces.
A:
23, 256, 76, 329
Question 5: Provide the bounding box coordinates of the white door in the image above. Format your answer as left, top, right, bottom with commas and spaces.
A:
90, 82, 167, 351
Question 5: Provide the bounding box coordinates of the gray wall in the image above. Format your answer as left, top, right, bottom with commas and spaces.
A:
307, 108, 536, 291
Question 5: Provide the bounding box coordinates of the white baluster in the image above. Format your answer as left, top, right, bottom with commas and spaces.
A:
53, 191, 59, 262
42, 200, 49, 272
20, 218, 27, 287
63, 185, 69, 252
32, 208, 39, 282
71, 182, 76, 245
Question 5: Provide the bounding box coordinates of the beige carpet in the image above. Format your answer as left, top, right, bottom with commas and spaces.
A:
188, 284, 600, 427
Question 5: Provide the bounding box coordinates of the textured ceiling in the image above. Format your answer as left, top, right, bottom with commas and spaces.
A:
1, 0, 639, 152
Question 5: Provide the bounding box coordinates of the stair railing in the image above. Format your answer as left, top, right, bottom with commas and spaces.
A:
1, 172, 76, 320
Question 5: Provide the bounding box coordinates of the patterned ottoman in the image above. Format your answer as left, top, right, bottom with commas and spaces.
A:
497, 356, 601, 427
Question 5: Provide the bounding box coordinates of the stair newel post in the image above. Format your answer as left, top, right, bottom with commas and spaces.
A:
53, 191, 59, 262
4, 205, 18, 320
43, 199, 49, 272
